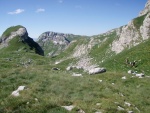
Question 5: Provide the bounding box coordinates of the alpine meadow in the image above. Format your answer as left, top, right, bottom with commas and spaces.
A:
0, 0, 150, 113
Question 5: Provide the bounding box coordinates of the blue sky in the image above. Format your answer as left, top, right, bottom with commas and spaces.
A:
0, 0, 147, 38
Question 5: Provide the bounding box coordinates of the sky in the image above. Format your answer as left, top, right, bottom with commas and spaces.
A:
0, 0, 147, 39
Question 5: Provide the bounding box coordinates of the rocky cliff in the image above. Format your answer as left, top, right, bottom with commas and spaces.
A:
49, 0, 150, 74
37, 31, 86, 56
111, 0, 150, 53
139, 0, 150, 16
0, 26, 44, 56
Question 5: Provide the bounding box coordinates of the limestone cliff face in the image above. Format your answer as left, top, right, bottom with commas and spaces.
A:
0, 27, 28, 48
139, 0, 150, 16
140, 13, 150, 40
0, 26, 44, 56
111, 0, 150, 54
37, 31, 77, 56
38, 31, 70, 46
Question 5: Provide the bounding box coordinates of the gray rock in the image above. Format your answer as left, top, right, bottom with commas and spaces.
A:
136, 73, 144, 78
89, 68, 106, 75
0, 26, 44, 56
139, 0, 150, 16
111, 0, 150, 54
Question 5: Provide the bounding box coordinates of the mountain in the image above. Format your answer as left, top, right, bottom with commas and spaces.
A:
0, 1, 150, 113
0, 25, 44, 56
38, 0, 150, 74
37, 31, 89, 56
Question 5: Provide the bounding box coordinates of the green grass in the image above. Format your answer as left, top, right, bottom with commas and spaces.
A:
133, 14, 147, 30
0, 64, 150, 113
1, 25, 23, 38
0, 25, 150, 113
0, 36, 150, 112
89, 32, 116, 64
1, 36, 30, 52
102, 39, 150, 75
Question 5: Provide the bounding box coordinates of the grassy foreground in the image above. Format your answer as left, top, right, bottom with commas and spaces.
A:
0, 51, 150, 113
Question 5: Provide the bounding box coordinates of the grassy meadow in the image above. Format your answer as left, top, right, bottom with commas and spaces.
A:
0, 49, 150, 113
0, 26, 150, 113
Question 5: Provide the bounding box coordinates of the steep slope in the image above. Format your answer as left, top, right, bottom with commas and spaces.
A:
46, 0, 150, 75
0, 25, 44, 56
111, 0, 150, 53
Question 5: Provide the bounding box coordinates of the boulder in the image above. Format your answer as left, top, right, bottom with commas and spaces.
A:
66, 66, 72, 71
136, 73, 144, 78
11, 86, 26, 97
122, 76, 126, 80
117, 106, 124, 111
89, 68, 106, 75
61, 105, 75, 111
72, 73, 82, 77
128, 70, 133, 74
52, 67, 60, 70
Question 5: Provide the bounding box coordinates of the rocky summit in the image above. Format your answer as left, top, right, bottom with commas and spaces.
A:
0, 25, 44, 56
37, 31, 86, 56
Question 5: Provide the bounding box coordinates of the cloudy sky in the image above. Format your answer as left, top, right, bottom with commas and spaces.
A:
0, 0, 147, 39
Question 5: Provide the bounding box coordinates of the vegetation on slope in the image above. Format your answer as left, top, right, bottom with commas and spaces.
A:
133, 14, 147, 30
0, 51, 149, 113
1, 25, 23, 38
89, 32, 116, 65
102, 39, 150, 75
0, 25, 150, 113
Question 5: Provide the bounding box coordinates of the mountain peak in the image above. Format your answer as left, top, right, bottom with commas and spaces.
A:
139, 0, 150, 16
0, 25, 44, 56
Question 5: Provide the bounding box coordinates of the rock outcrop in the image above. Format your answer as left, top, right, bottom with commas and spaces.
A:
38, 31, 70, 46
111, 0, 150, 53
37, 31, 72, 56
0, 26, 44, 56
139, 0, 150, 16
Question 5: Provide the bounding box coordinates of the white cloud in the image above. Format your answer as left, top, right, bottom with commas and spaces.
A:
58, 0, 63, 3
36, 8, 45, 13
8, 9, 25, 15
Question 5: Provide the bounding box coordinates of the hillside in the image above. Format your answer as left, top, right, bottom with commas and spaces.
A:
44, 0, 150, 75
0, 25, 44, 56
0, 0, 150, 113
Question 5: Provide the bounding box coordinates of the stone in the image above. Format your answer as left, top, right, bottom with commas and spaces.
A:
11, 86, 26, 97
77, 109, 85, 113
122, 76, 126, 79
11, 90, 20, 97
136, 73, 144, 78
89, 68, 106, 75
124, 101, 131, 107
62, 105, 75, 111
128, 70, 133, 74
99, 80, 103, 82
72, 73, 82, 77
55, 61, 60, 64
96, 103, 101, 106
112, 83, 115, 85
52, 67, 60, 70
117, 106, 124, 111
128, 111, 134, 113
17, 86, 26, 91
66, 66, 72, 71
